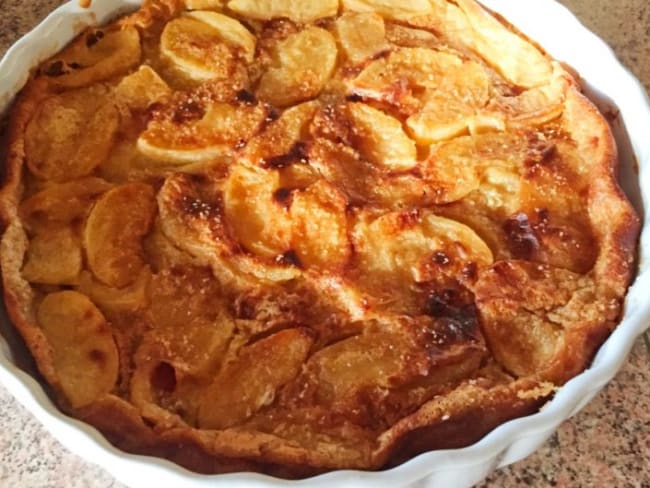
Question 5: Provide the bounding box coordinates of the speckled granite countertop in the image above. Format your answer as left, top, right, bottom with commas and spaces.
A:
0, 1, 649, 487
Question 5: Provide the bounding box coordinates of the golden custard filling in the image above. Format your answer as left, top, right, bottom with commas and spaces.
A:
0, 0, 639, 477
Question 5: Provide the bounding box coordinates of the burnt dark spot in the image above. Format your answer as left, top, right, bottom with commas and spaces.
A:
276, 250, 302, 268
235, 297, 257, 320
265, 108, 280, 123
525, 139, 556, 167
44, 60, 66, 77
371, 49, 391, 61
346, 94, 363, 103
86, 30, 104, 48
236, 89, 256, 105
424, 289, 480, 345
265, 142, 309, 169
69, 62, 83, 70
426, 289, 459, 317
503, 213, 540, 259
151, 362, 177, 393
172, 100, 205, 124
273, 188, 292, 207
462, 262, 478, 281
433, 252, 450, 266
88, 349, 106, 365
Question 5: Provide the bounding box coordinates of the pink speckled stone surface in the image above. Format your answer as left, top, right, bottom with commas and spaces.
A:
0, 1, 649, 487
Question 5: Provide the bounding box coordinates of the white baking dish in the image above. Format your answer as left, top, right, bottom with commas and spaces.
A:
0, 1, 648, 487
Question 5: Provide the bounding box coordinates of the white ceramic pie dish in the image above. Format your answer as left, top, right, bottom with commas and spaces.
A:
0, 1, 648, 487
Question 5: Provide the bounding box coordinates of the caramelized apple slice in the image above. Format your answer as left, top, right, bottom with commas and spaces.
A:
77, 268, 151, 315
244, 101, 319, 165
348, 103, 417, 171
22, 227, 82, 285
198, 328, 313, 429
351, 48, 493, 143
224, 164, 292, 258
341, 0, 433, 19
161, 12, 254, 81
227, 0, 338, 22
138, 99, 267, 164
290, 180, 351, 270
162, 10, 256, 76
19, 177, 112, 231
335, 12, 389, 65
257, 27, 337, 107
84, 183, 156, 288
37, 291, 119, 408
114, 65, 171, 112
24, 86, 119, 181
157, 173, 301, 284
42, 26, 141, 88
353, 210, 493, 281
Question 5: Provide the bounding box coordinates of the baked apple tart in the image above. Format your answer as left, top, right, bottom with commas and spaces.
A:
0, 0, 639, 477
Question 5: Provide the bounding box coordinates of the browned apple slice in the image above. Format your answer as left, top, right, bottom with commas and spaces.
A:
24, 86, 119, 181
37, 291, 119, 408
84, 183, 156, 288
290, 180, 351, 270
19, 177, 112, 231
223, 164, 292, 258
198, 328, 313, 429
257, 27, 338, 107
76, 268, 151, 315
41, 26, 141, 88
114, 65, 171, 112
22, 227, 82, 285
352, 210, 493, 282
244, 101, 319, 166
161, 11, 255, 81
138, 98, 267, 164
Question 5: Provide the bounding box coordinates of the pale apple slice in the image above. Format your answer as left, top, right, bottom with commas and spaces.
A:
257, 27, 338, 107
335, 12, 389, 65
341, 0, 433, 19
84, 183, 156, 288
453, 0, 552, 88
348, 103, 417, 171
37, 291, 119, 408
227, 0, 338, 23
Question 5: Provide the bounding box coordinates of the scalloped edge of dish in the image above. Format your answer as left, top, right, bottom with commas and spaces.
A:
0, 1, 648, 487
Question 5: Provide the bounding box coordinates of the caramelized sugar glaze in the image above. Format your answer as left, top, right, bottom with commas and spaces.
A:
0, 0, 639, 477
